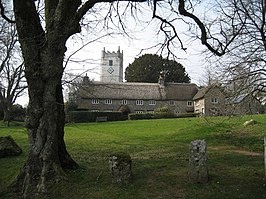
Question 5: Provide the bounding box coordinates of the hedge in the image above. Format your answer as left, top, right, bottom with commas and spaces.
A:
67, 111, 125, 123
128, 112, 198, 120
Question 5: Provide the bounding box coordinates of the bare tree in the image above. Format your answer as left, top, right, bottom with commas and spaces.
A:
0, 62, 26, 125
0, 9, 27, 125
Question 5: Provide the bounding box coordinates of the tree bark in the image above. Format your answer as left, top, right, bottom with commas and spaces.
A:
12, 0, 79, 198
3, 107, 11, 127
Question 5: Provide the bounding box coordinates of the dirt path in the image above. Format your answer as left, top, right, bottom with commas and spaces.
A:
209, 146, 262, 156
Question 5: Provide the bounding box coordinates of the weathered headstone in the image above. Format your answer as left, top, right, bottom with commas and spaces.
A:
189, 140, 208, 183
0, 136, 22, 158
109, 152, 132, 184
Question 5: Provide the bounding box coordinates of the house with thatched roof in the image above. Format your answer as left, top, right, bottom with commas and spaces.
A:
76, 75, 199, 114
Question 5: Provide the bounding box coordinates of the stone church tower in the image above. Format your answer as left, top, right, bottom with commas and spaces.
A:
100, 47, 123, 83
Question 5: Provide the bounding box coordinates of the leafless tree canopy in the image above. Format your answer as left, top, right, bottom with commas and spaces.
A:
0, 9, 26, 123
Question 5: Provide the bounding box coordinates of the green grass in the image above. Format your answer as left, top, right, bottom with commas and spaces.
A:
1, 115, 266, 198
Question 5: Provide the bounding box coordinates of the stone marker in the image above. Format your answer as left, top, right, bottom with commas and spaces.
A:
109, 152, 132, 184
0, 136, 22, 158
189, 140, 208, 183
243, 119, 256, 127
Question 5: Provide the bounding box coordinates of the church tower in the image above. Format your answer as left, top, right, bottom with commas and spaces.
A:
100, 46, 123, 83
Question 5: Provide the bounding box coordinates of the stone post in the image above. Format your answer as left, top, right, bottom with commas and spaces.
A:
264, 137, 266, 181
189, 140, 208, 183
109, 152, 132, 184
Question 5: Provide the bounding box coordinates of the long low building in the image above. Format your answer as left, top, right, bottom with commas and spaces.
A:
75, 75, 199, 114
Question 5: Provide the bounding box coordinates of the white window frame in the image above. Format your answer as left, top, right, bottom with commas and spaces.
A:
92, 99, 99, 104
136, 100, 144, 105
187, 101, 193, 107
211, 97, 218, 104
105, 99, 112, 104
136, 110, 144, 114
121, 99, 127, 105
149, 100, 156, 105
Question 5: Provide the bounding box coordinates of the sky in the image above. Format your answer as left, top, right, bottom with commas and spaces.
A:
16, 1, 210, 106
63, 2, 208, 84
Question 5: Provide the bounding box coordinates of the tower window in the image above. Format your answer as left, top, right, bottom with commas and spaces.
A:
109, 60, 113, 66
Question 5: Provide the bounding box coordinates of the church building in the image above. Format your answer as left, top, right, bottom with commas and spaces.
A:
100, 47, 123, 83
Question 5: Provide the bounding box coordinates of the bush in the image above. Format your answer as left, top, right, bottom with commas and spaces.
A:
68, 111, 125, 123
128, 112, 154, 120
10, 104, 26, 122
176, 112, 199, 118
154, 112, 176, 119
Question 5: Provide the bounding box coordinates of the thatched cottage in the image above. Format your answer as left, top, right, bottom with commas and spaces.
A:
77, 75, 199, 114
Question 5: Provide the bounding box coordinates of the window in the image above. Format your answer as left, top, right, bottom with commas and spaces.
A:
91, 110, 99, 112
136, 111, 144, 114
92, 99, 99, 104
169, 101, 175, 106
187, 101, 193, 107
149, 100, 156, 105
121, 100, 127, 105
105, 99, 112, 104
211, 97, 218, 104
109, 60, 113, 66
136, 100, 143, 105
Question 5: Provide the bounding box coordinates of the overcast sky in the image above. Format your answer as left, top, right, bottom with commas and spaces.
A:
63, 2, 208, 84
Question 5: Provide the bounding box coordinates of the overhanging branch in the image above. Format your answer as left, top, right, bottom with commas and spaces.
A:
0, 0, 15, 23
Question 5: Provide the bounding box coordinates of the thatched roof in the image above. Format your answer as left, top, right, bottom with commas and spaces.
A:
79, 81, 198, 101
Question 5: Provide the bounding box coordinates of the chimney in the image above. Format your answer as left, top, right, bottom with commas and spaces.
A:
158, 71, 165, 86
83, 73, 90, 84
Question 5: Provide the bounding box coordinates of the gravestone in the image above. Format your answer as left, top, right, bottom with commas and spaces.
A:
0, 136, 22, 158
109, 152, 132, 184
189, 140, 208, 183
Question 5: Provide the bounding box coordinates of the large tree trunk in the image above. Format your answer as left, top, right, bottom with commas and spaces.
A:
2, 104, 11, 127
12, 0, 79, 198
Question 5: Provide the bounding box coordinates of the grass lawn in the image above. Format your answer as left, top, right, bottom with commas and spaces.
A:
1, 115, 266, 198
